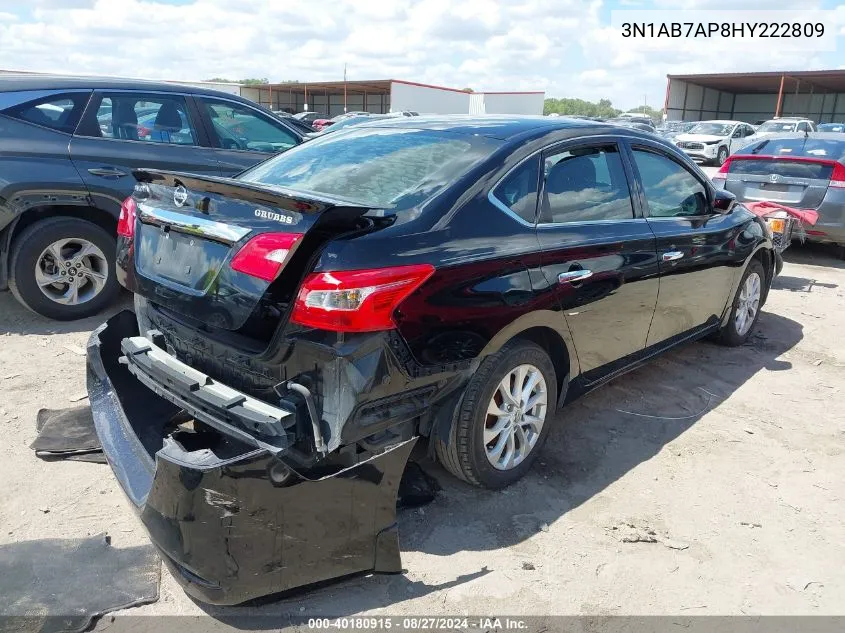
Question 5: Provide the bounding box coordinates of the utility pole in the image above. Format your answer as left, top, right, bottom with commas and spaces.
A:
344, 63, 347, 113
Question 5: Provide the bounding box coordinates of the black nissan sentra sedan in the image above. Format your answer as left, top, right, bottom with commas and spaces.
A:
87, 116, 776, 604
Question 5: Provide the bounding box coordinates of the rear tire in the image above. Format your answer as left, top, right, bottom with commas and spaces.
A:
435, 340, 558, 489
716, 258, 765, 346
8, 217, 119, 321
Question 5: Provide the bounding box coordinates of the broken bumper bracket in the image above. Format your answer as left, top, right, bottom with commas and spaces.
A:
86, 310, 416, 605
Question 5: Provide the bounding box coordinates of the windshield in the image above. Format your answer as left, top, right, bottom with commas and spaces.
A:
689, 122, 734, 136
757, 121, 798, 133
240, 127, 500, 209
819, 123, 845, 132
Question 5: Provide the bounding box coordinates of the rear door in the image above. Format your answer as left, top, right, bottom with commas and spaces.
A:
625, 139, 748, 345
533, 138, 660, 378
69, 91, 222, 215
193, 96, 302, 176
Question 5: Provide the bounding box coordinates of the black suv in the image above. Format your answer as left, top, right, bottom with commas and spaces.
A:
0, 75, 304, 320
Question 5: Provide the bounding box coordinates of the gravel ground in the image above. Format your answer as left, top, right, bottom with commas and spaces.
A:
1, 243, 843, 628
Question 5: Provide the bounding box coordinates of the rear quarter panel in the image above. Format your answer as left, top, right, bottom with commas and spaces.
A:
0, 116, 91, 235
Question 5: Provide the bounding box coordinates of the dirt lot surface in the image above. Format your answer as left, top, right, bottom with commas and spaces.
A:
1, 244, 844, 626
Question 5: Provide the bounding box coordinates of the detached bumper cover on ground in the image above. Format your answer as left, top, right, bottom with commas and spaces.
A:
86, 310, 416, 605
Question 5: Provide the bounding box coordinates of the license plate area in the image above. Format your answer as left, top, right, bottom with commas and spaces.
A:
137, 222, 229, 291
760, 182, 792, 193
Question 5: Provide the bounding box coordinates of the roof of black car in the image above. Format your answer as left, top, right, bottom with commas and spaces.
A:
0, 74, 240, 98
355, 114, 613, 141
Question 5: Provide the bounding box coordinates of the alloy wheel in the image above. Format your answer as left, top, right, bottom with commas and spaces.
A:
35, 238, 109, 306
735, 271, 761, 336
484, 364, 548, 470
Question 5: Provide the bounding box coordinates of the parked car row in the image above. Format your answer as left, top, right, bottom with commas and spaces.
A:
0, 76, 412, 320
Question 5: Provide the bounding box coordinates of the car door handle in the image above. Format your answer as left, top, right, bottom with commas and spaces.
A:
558, 269, 593, 284
662, 251, 684, 262
87, 167, 127, 178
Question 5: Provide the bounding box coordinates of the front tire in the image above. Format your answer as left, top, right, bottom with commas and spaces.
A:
716, 258, 765, 346
715, 146, 728, 166
8, 217, 119, 321
435, 340, 558, 489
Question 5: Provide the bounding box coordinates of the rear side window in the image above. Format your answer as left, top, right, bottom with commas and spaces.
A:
492, 157, 540, 224
632, 149, 708, 217
539, 145, 633, 224
198, 98, 297, 153
2, 93, 89, 133
83, 93, 197, 145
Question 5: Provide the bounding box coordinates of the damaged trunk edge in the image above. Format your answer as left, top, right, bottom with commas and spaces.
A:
87, 310, 419, 606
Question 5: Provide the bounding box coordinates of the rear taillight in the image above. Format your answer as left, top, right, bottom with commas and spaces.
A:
830, 162, 845, 188
291, 264, 435, 333
136, 125, 151, 138
712, 157, 732, 182
230, 233, 303, 281
117, 196, 137, 238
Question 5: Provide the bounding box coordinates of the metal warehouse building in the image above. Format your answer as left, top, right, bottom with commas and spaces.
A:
664, 70, 845, 123
239, 79, 545, 116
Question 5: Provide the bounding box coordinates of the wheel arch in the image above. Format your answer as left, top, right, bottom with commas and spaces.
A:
1, 205, 117, 289
720, 244, 774, 327
479, 312, 578, 408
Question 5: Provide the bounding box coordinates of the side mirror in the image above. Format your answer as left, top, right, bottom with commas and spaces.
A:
713, 188, 736, 213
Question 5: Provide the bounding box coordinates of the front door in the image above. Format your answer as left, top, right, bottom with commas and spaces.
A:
534, 139, 660, 378
625, 141, 752, 346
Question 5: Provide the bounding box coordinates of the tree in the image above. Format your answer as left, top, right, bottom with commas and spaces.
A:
623, 104, 662, 120
206, 77, 270, 85
462, 87, 474, 93
543, 97, 620, 118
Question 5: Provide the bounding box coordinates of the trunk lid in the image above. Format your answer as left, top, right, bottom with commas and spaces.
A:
724, 156, 834, 209
127, 169, 373, 331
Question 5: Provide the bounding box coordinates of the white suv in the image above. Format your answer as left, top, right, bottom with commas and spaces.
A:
673, 120, 757, 166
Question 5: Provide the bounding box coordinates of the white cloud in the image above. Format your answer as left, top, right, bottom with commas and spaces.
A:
0, 0, 842, 109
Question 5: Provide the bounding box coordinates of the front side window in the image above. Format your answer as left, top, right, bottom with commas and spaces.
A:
3, 93, 89, 133
492, 157, 540, 223
86, 94, 197, 145
632, 148, 708, 217
538, 144, 634, 224
200, 98, 297, 153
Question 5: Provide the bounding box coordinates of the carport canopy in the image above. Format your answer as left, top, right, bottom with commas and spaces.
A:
246, 80, 393, 116
664, 70, 845, 123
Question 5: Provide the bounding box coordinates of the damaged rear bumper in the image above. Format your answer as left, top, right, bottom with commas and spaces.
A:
86, 310, 415, 605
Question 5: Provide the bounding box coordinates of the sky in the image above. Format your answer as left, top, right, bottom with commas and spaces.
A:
0, 0, 844, 109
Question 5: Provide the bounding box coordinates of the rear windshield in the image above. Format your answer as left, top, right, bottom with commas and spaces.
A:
738, 137, 845, 161
729, 158, 834, 180
240, 127, 499, 209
